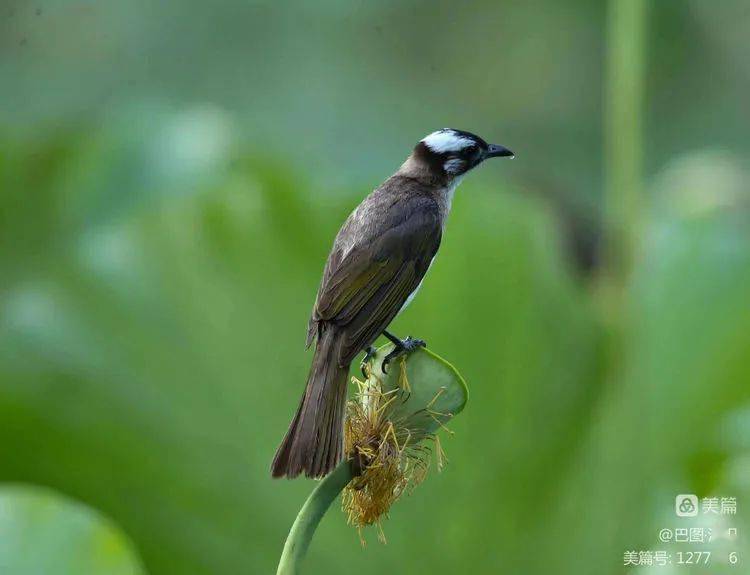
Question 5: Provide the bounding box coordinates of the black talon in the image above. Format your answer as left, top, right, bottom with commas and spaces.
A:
360, 346, 377, 378
404, 336, 426, 349
380, 331, 427, 373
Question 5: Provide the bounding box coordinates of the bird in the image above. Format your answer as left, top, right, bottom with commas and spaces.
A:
271, 128, 513, 479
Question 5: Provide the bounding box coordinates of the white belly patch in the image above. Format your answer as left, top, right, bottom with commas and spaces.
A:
397, 257, 434, 316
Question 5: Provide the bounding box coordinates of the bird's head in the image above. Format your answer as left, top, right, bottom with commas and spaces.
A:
409, 128, 513, 179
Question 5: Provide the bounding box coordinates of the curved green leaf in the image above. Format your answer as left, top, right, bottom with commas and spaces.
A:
367, 345, 468, 438
0, 485, 146, 575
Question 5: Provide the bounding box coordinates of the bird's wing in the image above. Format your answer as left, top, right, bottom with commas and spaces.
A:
310, 196, 442, 365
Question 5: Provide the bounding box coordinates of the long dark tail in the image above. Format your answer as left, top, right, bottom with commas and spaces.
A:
271, 329, 349, 478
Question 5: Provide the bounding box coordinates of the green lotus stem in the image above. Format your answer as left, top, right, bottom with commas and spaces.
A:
604, 0, 647, 282
276, 461, 354, 575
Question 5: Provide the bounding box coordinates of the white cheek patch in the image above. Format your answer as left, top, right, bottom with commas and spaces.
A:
422, 129, 475, 153
443, 158, 466, 174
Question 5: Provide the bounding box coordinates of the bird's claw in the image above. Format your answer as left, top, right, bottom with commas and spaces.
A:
381, 336, 426, 374
360, 346, 377, 378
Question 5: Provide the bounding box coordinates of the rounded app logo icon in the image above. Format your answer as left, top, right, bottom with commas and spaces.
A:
676, 494, 698, 517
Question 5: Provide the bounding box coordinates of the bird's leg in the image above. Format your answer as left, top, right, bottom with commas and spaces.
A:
360, 345, 377, 378
381, 330, 426, 373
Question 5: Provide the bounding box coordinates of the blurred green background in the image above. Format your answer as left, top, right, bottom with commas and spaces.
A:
1, 1, 749, 573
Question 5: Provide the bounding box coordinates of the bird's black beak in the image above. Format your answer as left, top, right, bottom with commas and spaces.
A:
485, 144, 514, 159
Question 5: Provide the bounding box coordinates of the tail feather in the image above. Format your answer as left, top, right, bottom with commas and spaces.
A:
271, 329, 349, 478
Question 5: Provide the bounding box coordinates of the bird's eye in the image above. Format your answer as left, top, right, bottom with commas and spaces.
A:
465, 145, 480, 160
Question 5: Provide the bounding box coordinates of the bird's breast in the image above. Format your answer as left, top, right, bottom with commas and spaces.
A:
397, 256, 435, 316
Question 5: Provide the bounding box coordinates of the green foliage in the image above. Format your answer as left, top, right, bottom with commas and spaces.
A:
1, 2, 749, 574
2, 121, 747, 574
0, 486, 145, 575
